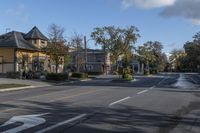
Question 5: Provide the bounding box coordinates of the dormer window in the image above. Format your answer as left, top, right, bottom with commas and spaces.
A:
33, 40, 37, 44
41, 40, 45, 44
40, 40, 46, 47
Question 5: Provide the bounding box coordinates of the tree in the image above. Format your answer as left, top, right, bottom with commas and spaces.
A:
91, 26, 140, 73
43, 24, 68, 73
183, 32, 200, 72
169, 49, 186, 71
169, 31, 200, 72
64, 54, 71, 71
70, 32, 85, 72
137, 41, 166, 74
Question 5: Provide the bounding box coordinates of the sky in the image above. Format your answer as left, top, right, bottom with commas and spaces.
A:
0, 0, 200, 53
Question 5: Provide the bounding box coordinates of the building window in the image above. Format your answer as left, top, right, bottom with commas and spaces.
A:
40, 40, 46, 47
33, 40, 37, 44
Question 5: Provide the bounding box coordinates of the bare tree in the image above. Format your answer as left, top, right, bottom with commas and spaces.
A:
43, 24, 68, 73
70, 32, 85, 72
48, 24, 65, 43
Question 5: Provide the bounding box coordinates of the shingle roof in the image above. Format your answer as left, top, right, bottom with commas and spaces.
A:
25, 26, 48, 40
0, 31, 38, 51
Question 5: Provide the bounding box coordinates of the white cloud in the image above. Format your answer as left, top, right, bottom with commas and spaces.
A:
121, 0, 200, 25
191, 19, 200, 25
122, 0, 176, 9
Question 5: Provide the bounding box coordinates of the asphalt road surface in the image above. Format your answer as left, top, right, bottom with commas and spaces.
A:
0, 73, 200, 133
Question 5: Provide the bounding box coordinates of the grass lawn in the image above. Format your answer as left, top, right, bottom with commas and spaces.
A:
0, 84, 29, 89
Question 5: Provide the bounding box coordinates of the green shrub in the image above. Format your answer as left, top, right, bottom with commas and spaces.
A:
32, 71, 48, 79
33, 71, 41, 79
150, 69, 158, 74
122, 74, 133, 81
118, 68, 123, 75
71, 72, 88, 79
144, 70, 150, 75
41, 70, 48, 76
46, 73, 68, 81
6, 72, 20, 79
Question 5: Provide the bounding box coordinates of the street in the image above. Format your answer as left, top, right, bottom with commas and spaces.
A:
0, 73, 200, 133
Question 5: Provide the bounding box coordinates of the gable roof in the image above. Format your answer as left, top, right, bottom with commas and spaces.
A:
25, 26, 48, 40
0, 31, 38, 51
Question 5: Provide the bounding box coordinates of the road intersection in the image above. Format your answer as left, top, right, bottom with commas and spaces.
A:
0, 73, 200, 133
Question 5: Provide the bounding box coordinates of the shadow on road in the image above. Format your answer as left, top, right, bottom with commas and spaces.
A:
1, 99, 200, 133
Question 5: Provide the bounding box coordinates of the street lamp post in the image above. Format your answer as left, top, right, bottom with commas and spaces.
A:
84, 36, 93, 73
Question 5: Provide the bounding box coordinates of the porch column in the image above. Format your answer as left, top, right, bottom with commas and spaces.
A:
138, 63, 140, 73
141, 63, 144, 74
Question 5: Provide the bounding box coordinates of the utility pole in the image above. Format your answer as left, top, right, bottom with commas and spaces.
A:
76, 40, 79, 72
103, 44, 107, 75
84, 36, 87, 73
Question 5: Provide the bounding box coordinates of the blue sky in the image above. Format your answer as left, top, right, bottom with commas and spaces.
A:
0, 0, 200, 53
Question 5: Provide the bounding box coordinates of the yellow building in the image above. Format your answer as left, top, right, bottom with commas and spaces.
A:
0, 26, 64, 73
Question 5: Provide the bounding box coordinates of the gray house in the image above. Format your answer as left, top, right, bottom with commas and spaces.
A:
69, 49, 111, 74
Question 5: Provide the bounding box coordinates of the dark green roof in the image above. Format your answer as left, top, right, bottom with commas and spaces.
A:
25, 26, 48, 40
0, 31, 38, 51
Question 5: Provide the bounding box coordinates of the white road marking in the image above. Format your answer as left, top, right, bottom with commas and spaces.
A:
109, 96, 131, 106
36, 113, 87, 133
149, 86, 155, 90
0, 113, 49, 133
189, 77, 198, 84
157, 77, 168, 85
137, 90, 148, 95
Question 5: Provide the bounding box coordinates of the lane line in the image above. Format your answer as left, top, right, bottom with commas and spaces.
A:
36, 113, 87, 133
49, 89, 104, 102
109, 96, 131, 106
137, 90, 148, 95
21, 88, 98, 101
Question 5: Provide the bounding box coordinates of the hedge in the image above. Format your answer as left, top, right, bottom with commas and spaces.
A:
46, 73, 68, 81
71, 72, 88, 79
87, 72, 103, 75
6, 72, 20, 79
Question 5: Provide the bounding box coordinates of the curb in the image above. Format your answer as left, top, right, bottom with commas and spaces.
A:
0, 85, 51, 92
56, 78, 92, 86
80, 78, 92, 82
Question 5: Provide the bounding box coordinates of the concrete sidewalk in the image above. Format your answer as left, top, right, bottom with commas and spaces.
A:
0, 77, 92, 92
89, 74, 120, 79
